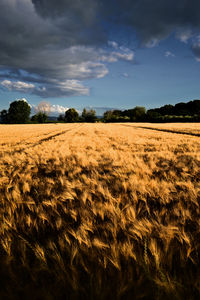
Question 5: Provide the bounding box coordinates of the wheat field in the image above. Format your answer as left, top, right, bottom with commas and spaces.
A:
0, 123, 200, 300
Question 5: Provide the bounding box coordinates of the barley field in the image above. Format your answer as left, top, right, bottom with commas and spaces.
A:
0, 123, 200, 300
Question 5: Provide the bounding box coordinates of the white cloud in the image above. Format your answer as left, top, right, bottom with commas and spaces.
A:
63, 62, 109, 79
165, 51, 175, 58
102, 50, 134, 63
122, 72, 129, 78
176, 29, 193, 43
32, 103, 69, 116
0, 42, 134, 97
108, 41, 118, 49
145, 38, 159, 48
50, 105, 69, 114
1, 80, 35, 91
59, 80, 90, 95
105, 42, 134, 62
0, 78, 90, 98
17, 98, 29, 103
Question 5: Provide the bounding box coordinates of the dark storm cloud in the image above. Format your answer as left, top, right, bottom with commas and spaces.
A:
0, 0, 133, 97
31, 0, 97, 24
0, 0, 200, 97
0, 0, 105, 68
112, 0, 200, 45
33, 0, 200, 43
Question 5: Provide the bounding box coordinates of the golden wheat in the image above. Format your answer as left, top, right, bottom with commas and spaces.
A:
0, 123, 200, 299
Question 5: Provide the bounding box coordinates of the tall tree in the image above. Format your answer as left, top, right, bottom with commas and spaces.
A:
8, 99, 31, 123
31, 112, 48, 123
123, 106, 146, 121
82, 108, 96, 122
57, 114, 64, 121
64, 108, 79, 122
0, 110, 9, 123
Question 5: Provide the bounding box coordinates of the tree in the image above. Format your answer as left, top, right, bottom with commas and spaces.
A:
8, 99, 31, 123
123, 106, 146, 121
132, 106, 146, 121
147, 110, 162, 121
0, 109, 9, 123
174, 102, 188, 116
64, 108, 79, 122
186, 100, 200, 116
103, 110, 114, 121
159, 104, 174, 115
31, 112, 48, 123
103, 110, 123, 122
57, 114, 64, 121
82, 108, 96, 122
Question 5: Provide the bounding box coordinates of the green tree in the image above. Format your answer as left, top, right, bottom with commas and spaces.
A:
103, 110, 123, 122
64, 108, 79, 122
159, 104, 174, 115
103, 110, 114, 121
174, 102, 188, 116
0, 109, 9, 123
132, 106, 146, 121
82, 108, 96, 122
57, 114, 64, 122
8, 99, 31, 123
122, 106, 146, 121
31, 112, 48, 123
147, 110, 162, 121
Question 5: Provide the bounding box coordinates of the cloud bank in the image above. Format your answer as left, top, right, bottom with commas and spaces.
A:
32, 103, 69, 115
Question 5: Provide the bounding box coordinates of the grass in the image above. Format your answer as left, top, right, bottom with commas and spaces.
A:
0, 123, 200, 299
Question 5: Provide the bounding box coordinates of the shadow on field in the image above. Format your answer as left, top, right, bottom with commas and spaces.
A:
0, 153, 200, 300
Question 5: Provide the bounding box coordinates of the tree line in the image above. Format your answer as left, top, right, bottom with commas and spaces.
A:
1, 99, 200, 124
103, 100, 200, 122
0, 100, 97, 124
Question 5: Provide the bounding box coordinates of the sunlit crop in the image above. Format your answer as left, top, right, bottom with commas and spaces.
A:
0, 123, 200, 300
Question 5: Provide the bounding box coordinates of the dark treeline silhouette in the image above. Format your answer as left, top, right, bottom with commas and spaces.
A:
103, 100, 200, 122
103, 106, 146, 122
1, 99, 200, 124
146, 100, 200, 122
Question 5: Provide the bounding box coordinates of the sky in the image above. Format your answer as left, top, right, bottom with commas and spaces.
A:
1, 0, 200, 115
